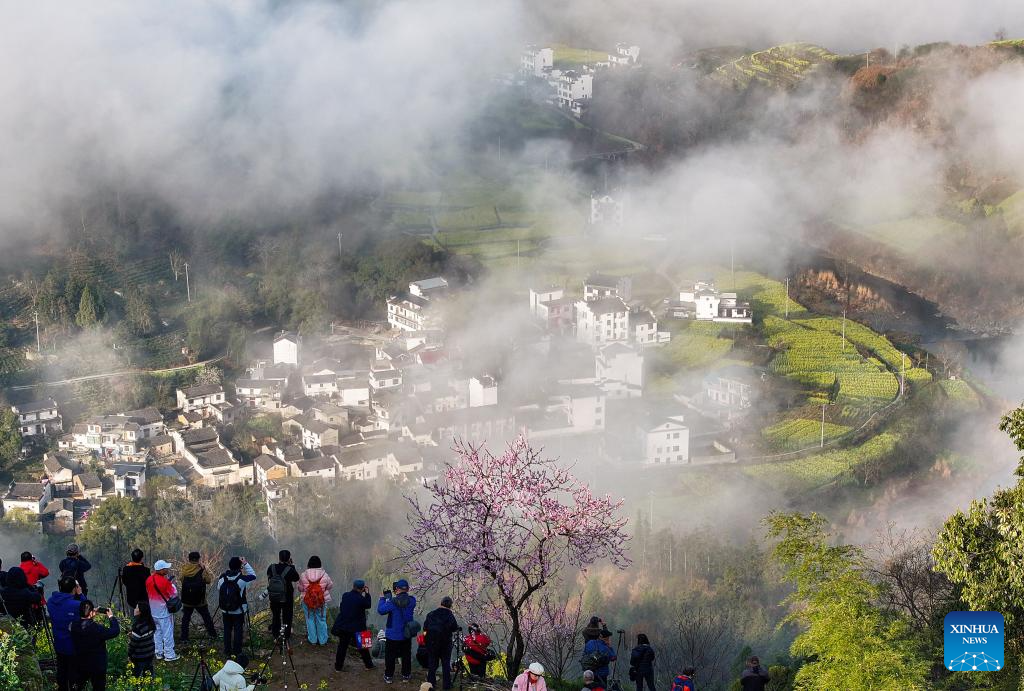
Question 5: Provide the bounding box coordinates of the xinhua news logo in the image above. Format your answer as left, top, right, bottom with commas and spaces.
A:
944, 611, 1004, 672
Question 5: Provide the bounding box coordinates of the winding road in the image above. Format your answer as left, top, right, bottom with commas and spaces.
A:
7, 355, 225, 392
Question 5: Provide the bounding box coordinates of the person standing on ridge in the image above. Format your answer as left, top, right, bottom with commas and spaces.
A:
179, 551, 217, 643
378, 578, 418, 684
121, 549, 150, 611
266, 549, 299, 641
424, 596, 460, 690
46, 576, 83, 691
298, 555, 334, 646
217, 556, 256, 658
58, 544, 91, 596
332, 578, 375, 672
146, 559, 179, 662
629, 633, 656, 691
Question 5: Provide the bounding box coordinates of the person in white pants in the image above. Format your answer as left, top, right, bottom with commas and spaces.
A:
146, 559, 179, 661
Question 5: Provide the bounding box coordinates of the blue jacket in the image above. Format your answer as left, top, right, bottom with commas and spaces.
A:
335, 590, 372, 632
377, 592, 416, 640
583, 638, 616, 678
46, 592, 83, 655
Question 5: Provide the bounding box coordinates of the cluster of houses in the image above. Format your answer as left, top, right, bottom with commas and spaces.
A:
666, 280, 753, 324
520, 43, 641, 119
2, 268, 761, 537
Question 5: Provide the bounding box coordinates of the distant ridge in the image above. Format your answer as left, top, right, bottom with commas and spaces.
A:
709, 42, 838, 89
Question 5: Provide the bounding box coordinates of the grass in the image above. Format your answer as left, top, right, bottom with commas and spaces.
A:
762, 418, 853, 451
710, 43, 838, 89
939, 379, 980, 407
996, 189, 1024, 237
552, 44, 609, 68
744, 432, 900, 493
853, 216, 967, 255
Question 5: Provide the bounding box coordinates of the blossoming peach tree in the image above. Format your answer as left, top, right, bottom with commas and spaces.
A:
402, 436, 630, 677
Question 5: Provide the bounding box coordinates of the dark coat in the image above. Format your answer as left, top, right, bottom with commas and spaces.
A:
70, 616, 120, 674
0, 567, 42, 627
333, 590, 372, 633
740, 666, 770, 691
46, 591, 83, 655
128, 617, 156, 661
58, 556, 92, 590
423, 606, 459, 651
121, 562, 150, 605
629, 643, 655, 674
267, 563, 300, 597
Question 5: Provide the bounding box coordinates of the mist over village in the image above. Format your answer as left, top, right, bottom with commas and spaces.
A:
2, 1, 1024, 690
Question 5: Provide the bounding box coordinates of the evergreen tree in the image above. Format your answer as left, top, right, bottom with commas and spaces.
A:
75, 285, 101, 328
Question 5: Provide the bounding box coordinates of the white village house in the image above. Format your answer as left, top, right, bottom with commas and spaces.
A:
558, 70, 593, 117
673, 281, 753, 324
590, 193, 624, 227
12, 399, 62, 438
2, 481, 52, 517
521, 45, 554, 77
273, 331, 300, 366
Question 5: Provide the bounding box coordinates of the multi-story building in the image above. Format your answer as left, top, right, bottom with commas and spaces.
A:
176, 384, 227, 415
596, 343, 644, 397
273, 331, 300, 366
557, 71, 593, 115
575, 297, 630, 347
12, 399, 62, 437
521, 45, 554, 77
2, 481, 52, 517
607, 43, 640, 66
590, 193, 624, 227
637, 411, 689, 464
673, 281, 753, 324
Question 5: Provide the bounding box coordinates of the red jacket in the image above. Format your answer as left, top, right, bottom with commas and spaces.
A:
464, 631, 492, 664
19, 560, 49, 586
146, 573, 175, 601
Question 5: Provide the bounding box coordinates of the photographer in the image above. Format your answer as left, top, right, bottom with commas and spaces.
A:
58, 544, 92, 596
266, 549, 299, 641
463, 623, 492, 677
145, 559, 179, 662
69, 600, 120, 691
121, 549, 150, 610
18, 551, 50, 590
423, 596, 460, 691
0, 566, 42, 628
180, 551, 217, 643
629, 633, 656, 691
377, 578, 418, 684
331, 579, 375, 672
582, 629, 616, 686
128, 601, 157, 677
217, 556, 256, 658
740, 656, 770, 690
47, 576, 83, 691
581, 616, 605, 643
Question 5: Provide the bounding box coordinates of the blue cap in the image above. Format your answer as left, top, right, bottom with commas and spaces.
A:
354, 579, 366, 589
395, 579, 409, 589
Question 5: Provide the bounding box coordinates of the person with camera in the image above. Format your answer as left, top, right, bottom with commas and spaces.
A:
423, 596, 460, 690
740, 656, 770, 690
217, 556, 257, 658
128, 600, 157, 677
266, 549, 299, 641
146, 559, 179, 662
69, 600, 120, 691
0, 566, 43, 628
47, 576, 83, 691
121, 549, 150, 610
180, 551, 217, 643
512, 662, 547, 691
18, 551, 50, 590
463, 623, 492, 677
581, 616, 605, 643
377, 578, 418, 683
628, 633, 656, 691
582, 629, 616, 686
58, 544, 92, 597
332, 578, 375, 672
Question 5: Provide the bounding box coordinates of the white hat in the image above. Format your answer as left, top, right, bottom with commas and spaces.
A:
528, 662, 545, 676
154, 560, 172, 570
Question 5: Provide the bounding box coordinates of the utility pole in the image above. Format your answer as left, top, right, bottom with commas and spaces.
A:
841, 309, 847, 352
900, 352, 906, 396
497, 135, 501, 162
337, 232, 343, 258
184, 263, 191, 303
730, 238, 735, 289
821, 403, 827, 448
517, 239, 521, 272
785, 278, 790, 319
33, 311, 40, 353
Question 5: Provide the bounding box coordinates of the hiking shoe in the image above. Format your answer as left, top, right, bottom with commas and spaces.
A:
402, 677, 411, 683
164, 655, 180, 662
383, 676, 393, 684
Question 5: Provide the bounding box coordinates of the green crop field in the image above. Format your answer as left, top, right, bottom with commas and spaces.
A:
996, 189, 1024, 237
552, 44, 608, 68
710, 43, 838, 89
939, 379, 980, 407
762, 418, 852, 451
853, 216, 966, 255
744, 431, 900, 493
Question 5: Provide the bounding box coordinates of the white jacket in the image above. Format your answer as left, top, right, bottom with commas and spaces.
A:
212, 660, 254, 691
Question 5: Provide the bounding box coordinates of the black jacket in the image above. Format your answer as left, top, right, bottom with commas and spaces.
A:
0, 567, 42, 627
267, 563, 300, 597
70, 616, 120, 674
59, 556, 92, 591
128, 617, 156, 661
629, 643, 655, 674
423, 607, 459, 650
740, 666, 770, 691
121, 563, 150, 605
333, 590, 372, 633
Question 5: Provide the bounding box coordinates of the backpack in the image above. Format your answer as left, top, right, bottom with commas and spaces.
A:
403, 618, 422, 639
218, 573, 244, 612
581, 650, 610, 671
267, 564, 293, 604
181, 567, 206, 607
302, 576, 326, 610
671, 675, 695, 691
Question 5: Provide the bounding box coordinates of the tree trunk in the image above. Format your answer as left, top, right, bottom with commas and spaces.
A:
505, 606, 526, 679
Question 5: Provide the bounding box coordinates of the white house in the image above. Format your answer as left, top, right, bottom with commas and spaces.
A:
596, 343, 644, 397
337, 374, 371, 407
608, 43, 640, 66
302, 373, 339, 399
469, 375, 498, 407
631, 308, 670, 346
173, 427, 243, 487
3, 481, 52, 516
43, 452, 82, 486
675, 281, 753, 324
369, 360, 402, 392
529, 286, 564, 318
637, 411, 689, 464
521, 45, 554, 77
291, 454, 337, 480
409, 277, 448, 299
112, 463, 146, 498
387, 293, 435, 332
553, 382, 606, 430
176, 384, 227, 415
12, 399, 62, 437
235, 379, 284, 410
575, 297, 630, 347
536, 296, 576, 334
584, 274, 631, 302
273, 331, 300, 366
590, 193, 624, 227
558, 71, 593, 114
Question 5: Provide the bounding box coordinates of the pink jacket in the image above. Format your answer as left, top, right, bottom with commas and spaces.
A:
298, 568, 334, 604
512, 671, 547, 691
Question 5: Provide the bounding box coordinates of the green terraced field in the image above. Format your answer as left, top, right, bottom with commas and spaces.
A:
939, 379, 980, 407
744, 432, 900, 493
710, 43, 838, 89
762, 418, 852, 451
552, 44, 608, 68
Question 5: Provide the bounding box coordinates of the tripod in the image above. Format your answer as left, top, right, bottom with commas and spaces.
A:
107, 569, 127, 616
251, 632, 301, 690
449, 632, 467, 691
187, 648, 216, 691
606, 630, 627, 691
